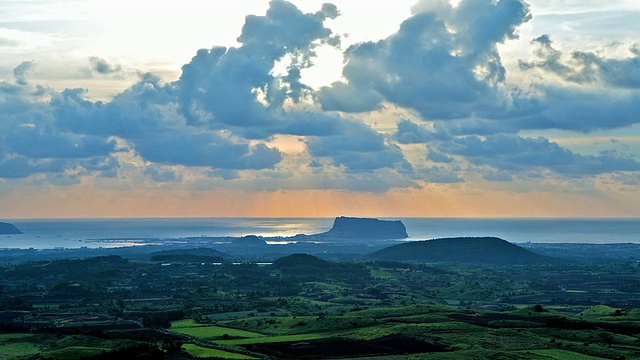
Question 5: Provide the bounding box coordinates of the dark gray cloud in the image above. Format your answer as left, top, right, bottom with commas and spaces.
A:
0, 155, 67, 179
209, 169, 240, 180
427, 149, 454, 164
395, 120, 450, 144
501, 36, 640, 132
81, 155, 119, 173
89, 57, 122, 75
420, 166, 464, 184
134, 132, 282, 170
318, 81, 382, 113
144, 165, 182, 183
442, 134, 640, 176
6, 125, 117, 159
319, 0, 531, 119
53, 75, 180, 138
13, 61, 34, 86
306, 119, 410, 172
318, 3, 340, 20
178, 0, 336, 133
0, 74, 120, 179
509, 87, 640, 132
51, 80, 283, 171
520, 36, 640, 89
483, 170, 513, 182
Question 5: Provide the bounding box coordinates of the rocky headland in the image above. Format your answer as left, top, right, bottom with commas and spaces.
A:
308, 216, 409, 240
0, 222, 22, 235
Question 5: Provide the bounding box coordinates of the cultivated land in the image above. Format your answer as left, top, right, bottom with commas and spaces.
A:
1, 244, 640, 359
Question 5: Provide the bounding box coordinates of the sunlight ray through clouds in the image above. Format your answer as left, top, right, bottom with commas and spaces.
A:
0, 0, 639, 218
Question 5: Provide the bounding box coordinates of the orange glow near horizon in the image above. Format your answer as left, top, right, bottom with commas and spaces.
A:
2, 185, 639, 219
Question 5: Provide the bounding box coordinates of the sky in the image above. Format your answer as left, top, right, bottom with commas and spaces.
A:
1, 0, 640, 219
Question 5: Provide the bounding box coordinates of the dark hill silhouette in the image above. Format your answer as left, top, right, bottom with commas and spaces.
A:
0, 222, 22, 235
272, 253, 330, 268
272, 253, 371, 280
148, 248, 227, 263
232, 235, 268, 246
314, 216, 408, 239
368, 237, 556, 265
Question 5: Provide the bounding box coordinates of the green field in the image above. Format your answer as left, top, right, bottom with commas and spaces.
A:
527, 349, 608, 359
183, 344, 256, 359
170, 318, 204, 328
170, 321, 264, 339
213, 332, 331, 346
39, 346, 109, 360
0, 334, 42, 359
2, 253, 640, 359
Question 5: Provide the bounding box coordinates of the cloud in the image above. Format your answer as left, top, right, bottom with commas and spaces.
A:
0, 0, 639, 197
441, 134, 640, 176
177, 0, 337, 134
0, 155, 67, 179
144, 165, 182, 183
497, 36, 640, 132
483, 170, 513, 182
81, 155, 119, 176
510, 86, 640, 132
318, 3, 340, 20
89, 57, 122, 75
209, 169, 239, 180
13, 60, 34, 86
1, 1, 347, 183
0, 75, 120, 179
6, 124, 117, 159
134, 132, 282, 169
52, 73, 286, 171
319, 0, 531, 119
306, 119, 410, 172
427, 149, 454, 164
0, 37, 19, 47
53, 75, 183, 138
520, 36, 640, 89
215, 167, 420, 193
421, 166, 464, 184
318, 81, 382, 113
395, 120, 449, 144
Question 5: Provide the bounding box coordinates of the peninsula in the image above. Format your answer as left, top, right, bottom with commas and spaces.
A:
0, 221, 22, 235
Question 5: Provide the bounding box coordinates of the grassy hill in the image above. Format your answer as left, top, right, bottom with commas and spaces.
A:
368, 237, 556, 265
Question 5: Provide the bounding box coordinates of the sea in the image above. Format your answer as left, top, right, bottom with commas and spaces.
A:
1, 218, 639, 250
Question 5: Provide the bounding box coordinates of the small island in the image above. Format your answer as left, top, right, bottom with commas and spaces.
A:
0, 221, 22, 235
314, 216, 409, 240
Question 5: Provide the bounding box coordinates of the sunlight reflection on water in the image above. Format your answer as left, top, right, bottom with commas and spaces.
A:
2, 218, 638, 249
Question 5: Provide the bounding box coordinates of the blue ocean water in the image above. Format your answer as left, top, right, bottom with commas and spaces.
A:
1, 218, 639, 249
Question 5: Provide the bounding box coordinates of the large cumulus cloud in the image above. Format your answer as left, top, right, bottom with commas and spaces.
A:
319, 0, 531, 119
0, 0, 638, 195
177, 0, 338, 134
0, 0, 410, 191
0, 63, 120, 179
